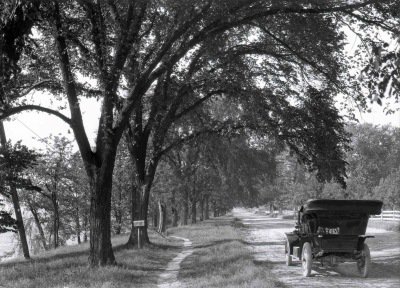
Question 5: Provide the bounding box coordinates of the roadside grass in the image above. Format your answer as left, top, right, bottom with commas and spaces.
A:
1, 215, 287, 288
0, 231, 181, 288
366, 220, 400, 252
168, 216, 284, 288
368, 219, 400, 232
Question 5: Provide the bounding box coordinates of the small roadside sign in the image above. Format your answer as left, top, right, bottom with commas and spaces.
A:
133, 220, 145, 227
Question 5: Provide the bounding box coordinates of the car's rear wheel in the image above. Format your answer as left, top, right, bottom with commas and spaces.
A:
285, 240, 292, 266
302, 242, 312, 277
357, 243, 371, 278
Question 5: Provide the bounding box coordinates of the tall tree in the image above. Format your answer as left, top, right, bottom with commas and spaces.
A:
32, 136, 75, 248
373, 167, 400, 209
0, 134, 39, 259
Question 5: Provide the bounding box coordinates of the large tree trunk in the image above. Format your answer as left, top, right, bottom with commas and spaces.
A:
126, 176, 154, 246
127, 184, 140, 247
125, 127, 159, 246
88, 147, 117, 266
28, 202, 48, 250
140, 184, 152, 243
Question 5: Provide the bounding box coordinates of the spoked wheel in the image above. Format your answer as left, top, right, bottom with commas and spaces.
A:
302, 242, 312, 277
357, 243, 371, 278
285, 240, 292, 266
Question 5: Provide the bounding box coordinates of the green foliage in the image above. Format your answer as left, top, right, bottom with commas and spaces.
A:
275, 123, 400, 210
287, 87, 350, 187
0, 140, 39, 192
373, 167, 400, 209
24, 135, 90, 247
0, 0, 42, 107
352, 2, 400, 110
0, 199, 16, 233
346, 124, 400, 195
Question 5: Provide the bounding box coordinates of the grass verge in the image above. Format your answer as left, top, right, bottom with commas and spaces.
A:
0, 231, 181, 288
1, 215, 285, 288
168, 215, 284, 288
368, 219, 400, 232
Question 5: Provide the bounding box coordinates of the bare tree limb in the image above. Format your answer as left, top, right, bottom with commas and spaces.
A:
0, 105, 71, 125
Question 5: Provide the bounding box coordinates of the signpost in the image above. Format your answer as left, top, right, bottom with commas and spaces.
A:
133, 220, 145, 248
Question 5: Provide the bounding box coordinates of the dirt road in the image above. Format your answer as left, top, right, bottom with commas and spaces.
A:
233, 208, 400, 288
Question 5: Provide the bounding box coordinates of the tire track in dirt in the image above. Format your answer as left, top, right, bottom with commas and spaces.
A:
158, 236, 193, 288
234, 208, 400, 288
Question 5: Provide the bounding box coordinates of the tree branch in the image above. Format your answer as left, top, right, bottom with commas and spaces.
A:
52, 1, 93, 162
343, 10, 398, 34
158, 123, 245, 158
113, 0, 379, 141
19, 80, 61, 97
0, 105, 71, 125
256, 25, 342, 88
174, 90, 225, 121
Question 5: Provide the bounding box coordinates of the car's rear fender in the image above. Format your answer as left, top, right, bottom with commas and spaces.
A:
357, 236, 374, 251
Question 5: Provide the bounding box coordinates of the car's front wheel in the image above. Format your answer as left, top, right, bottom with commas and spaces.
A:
357, 243, 371, 278
302, 242, 312, 277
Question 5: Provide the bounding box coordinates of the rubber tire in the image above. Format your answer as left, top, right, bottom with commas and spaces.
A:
285, 240, 292, 266
302, 242, 312, 277
357, 243, 371, 278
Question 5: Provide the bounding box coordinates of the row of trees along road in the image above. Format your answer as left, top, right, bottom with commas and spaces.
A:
1, 123, 398, 259
1, 1, 399, 266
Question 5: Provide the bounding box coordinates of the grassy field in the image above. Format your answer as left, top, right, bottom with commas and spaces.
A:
368, 219, 400, 232
0, 215, 282, 288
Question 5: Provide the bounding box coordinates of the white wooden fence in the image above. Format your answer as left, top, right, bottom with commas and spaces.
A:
370, 210, 400, 221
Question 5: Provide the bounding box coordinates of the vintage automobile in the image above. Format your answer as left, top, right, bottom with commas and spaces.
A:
284, 199, 383, 277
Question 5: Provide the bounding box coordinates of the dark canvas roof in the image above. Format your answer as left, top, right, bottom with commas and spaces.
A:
300, 199, 383, 215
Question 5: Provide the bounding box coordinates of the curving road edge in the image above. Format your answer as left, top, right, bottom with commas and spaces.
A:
157, 236, 193, 288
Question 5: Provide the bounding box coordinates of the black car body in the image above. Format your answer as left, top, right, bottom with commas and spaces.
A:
285, 199, 383, 277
